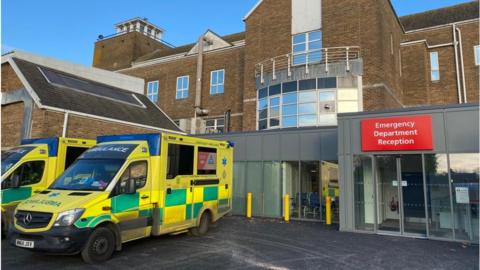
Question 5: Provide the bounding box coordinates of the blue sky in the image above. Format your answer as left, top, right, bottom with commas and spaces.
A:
1, 0, 473, 66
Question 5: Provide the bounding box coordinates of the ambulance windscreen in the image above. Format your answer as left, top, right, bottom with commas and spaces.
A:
78, 144, 137, 160
1, 146, 36, 175
50, 159, 125, 191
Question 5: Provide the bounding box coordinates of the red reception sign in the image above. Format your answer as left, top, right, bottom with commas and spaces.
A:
361, 115, 433, 151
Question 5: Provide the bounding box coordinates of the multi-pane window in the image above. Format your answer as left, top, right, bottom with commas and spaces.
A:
176, 76, 189, 99
205, 118, 225, 133
258, 93, 268, 130
269, 96, 280, 128
318, 90, 336, 126
257, 77, 360, 130
210, 69, 225, 95
475, 45, 480, 66
292, 30, 322, 65
430, 52, 440, 81
146, 81, 158, 102
282, 92, 297, 128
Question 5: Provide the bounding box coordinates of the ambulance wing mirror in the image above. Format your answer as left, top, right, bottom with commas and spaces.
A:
125, 178, 137, 194
11, 174, 20, 188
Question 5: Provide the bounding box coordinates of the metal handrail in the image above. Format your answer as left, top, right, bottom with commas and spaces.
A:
255, 46, 361, 83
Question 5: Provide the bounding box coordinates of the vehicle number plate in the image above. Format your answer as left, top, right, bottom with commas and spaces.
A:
15, 239, 34, 248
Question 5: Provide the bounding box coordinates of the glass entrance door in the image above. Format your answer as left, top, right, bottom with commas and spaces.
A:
400, 155, 427, 235
375, 155, 427, 236
376, 156, 401, 232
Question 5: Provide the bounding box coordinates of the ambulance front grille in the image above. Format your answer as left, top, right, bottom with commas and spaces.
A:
15, 211, 52, 229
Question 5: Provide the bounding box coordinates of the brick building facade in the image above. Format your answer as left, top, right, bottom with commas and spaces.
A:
92, 1, 479, 134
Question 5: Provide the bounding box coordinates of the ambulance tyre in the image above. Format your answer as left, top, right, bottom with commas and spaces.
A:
190, 211, 211, 236
81, 227, 115, 264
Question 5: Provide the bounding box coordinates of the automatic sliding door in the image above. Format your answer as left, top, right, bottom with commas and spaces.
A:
375, 156, 401, 233
399, 155, 427, 235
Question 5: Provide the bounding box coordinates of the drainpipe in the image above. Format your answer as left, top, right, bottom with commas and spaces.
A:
456, 27, 467, 103
193, 35, 209, 134
194, 35, 205, 113
62, 112, 69, 137
452, 24, 463, 104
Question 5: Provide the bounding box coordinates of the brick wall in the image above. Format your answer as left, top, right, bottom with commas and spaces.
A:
401, 20, 479, 105
29, 109, 157, 140
242, 0, 292, 131
93, 31, 170, 71
458, 22, 480, 103
1, 63, 24, 92
1, 102, 24, 147
121, 46, 245, 132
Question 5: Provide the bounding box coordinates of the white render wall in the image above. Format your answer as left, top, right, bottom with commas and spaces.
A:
292, 0, 322, 34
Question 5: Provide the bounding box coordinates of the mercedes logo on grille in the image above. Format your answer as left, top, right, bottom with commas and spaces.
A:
23, 213, 32, 225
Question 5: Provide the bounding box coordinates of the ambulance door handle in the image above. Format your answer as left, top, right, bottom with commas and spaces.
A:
166, 188, 172, 194
141, 195, 149, 199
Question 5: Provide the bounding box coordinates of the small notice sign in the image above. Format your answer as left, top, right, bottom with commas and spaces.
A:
455, 187, 470, 204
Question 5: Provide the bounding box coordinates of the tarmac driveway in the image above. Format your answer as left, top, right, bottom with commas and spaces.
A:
2, 216, 478, 270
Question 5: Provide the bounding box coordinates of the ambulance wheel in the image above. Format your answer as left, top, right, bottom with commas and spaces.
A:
190, 211, 211, 236
81, 227, 115, 264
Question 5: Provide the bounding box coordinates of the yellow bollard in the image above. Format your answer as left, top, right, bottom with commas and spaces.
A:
246, 192, 252, 219
326, 196, 331, 225
284, 194, 290, 222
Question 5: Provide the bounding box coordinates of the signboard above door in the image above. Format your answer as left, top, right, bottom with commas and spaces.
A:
361, 115, 433, 151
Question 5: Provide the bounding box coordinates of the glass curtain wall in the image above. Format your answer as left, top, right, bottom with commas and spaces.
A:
449, 153, 479, 242
353, 156, 375, 231
283, 161, 300, 218
300, 162, 321, 219
263, 162, 282, 217
233, 162, 246, 215
424, 154, 453, 238
321, 161, 339, 222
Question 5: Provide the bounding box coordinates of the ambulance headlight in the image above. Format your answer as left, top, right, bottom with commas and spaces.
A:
53, 208, 85, 227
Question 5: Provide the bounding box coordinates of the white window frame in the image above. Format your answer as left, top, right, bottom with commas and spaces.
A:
292, 30, 322, 66
474, 45, 480, 66
146, 80, 159, 102
176, 76, 189, 99
205, 118, 225, 133
210, 69, 225, 95
430, 51, 440, 81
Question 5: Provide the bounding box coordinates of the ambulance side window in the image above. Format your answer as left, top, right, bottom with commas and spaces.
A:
114, 161, 148, 195
167, 144, 194, 179
197, 147, 217, 175
1, 161, 45, 189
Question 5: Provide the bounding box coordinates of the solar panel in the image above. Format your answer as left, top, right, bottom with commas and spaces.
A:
39, 67, 144, 107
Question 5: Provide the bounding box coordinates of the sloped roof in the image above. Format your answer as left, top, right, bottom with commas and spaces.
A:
10, 57, 182, 133
135, 31, 245, 63
400, 1, 479, 31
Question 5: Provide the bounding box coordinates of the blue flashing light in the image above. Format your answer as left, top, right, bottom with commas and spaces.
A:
21, 137, 59, 157
96, 133, 161, 156
228, 141, 235, 148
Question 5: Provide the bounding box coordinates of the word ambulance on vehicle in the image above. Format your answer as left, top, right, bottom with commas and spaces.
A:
9, 133, 233, 263
1, 137, 95, 235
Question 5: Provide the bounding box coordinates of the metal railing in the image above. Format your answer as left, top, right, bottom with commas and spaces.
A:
255, 46, 360, 83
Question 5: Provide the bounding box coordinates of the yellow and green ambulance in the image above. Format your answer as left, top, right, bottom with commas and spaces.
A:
1, 137, 94, 236
9, 133, 233, 263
